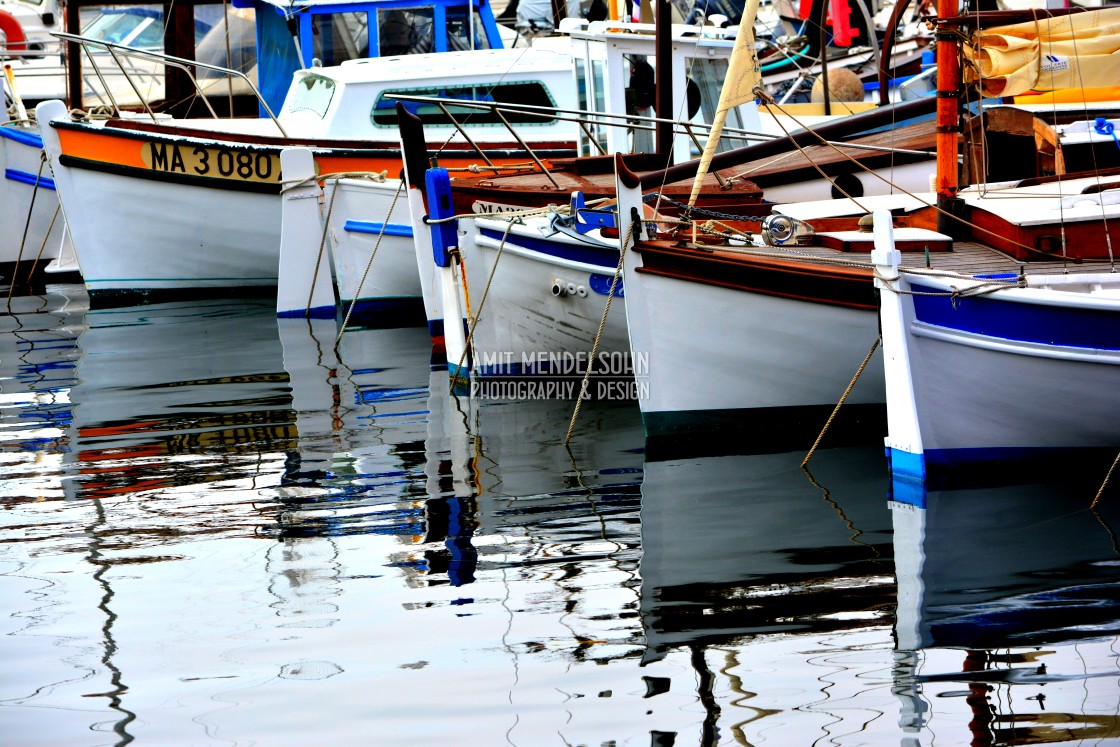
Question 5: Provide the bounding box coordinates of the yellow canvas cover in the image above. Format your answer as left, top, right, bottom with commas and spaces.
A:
964, 7, 1120, 97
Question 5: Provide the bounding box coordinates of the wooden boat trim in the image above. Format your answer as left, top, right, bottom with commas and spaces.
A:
633, 242, 879, 310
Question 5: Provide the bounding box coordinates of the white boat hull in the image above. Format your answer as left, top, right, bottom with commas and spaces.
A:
873, 220, 1120, 480
622, 246, 885, 442
325, 177, 425, 324
55, 165, 280, 296
460, 218, 629, 377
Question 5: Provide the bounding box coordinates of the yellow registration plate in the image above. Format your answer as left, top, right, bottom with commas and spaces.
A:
140, 141, 282, 184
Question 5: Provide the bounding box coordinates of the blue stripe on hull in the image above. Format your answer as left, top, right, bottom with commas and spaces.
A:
0, 126, 44, 148
479, 227, 618, 270
911, 282, 1120, 351
643, 403, 887, 460
888, 445, 1118, 489
343, 220, 413, 238
277, 305, 336, 319
5, 168, 56, 190
338, 296, 426, 328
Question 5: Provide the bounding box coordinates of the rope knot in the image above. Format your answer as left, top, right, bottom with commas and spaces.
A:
1095, 117, 1120, 150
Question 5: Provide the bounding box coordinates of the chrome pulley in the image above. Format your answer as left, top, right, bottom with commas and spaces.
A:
761, 214, 815, 247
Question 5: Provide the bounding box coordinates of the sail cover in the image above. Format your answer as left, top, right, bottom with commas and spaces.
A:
964, 7, 1120, 97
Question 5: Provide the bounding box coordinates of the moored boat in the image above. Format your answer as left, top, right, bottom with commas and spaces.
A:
609, 0, 1120, 451
869, 4, 1120, 482
38, 27, 579, 307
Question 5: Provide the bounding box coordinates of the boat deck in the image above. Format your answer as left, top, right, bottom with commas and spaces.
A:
706, 239, 1116, 276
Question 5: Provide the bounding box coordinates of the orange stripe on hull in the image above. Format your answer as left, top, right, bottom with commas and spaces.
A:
56, 125, 549, 186
56, 126, 148, 169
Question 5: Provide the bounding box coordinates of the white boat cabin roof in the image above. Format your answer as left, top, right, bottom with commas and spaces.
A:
277, 46, 579, 141
322, 46, 574, 85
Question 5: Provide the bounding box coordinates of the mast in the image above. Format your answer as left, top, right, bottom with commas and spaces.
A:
934, 0, 963, 237
655, 0, 672, 156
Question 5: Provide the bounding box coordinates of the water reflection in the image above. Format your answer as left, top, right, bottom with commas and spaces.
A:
2, 288, 1118, 745
892, 472, 1120, 745
639, 447, 894, 663
65, 301, 295, 505
0, 288, 85, 496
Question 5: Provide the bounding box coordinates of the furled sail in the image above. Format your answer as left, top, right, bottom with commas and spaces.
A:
686, 0, 761, 209
964, 7, 1120, 97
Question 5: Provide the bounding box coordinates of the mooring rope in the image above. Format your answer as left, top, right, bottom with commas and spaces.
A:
336, 180, 406, 345
1092, 451, 1120, 509
801, 336, 881, 468
20, 202, 61, 285
563, 211, 636, 447
7, 150, 45, 307
449, 217, 519, 393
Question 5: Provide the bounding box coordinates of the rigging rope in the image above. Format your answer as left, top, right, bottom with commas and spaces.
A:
753, 88, 1119, 263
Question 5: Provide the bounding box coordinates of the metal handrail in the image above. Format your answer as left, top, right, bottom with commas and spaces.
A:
51, 31, 286, 136
382, 93, 935, 158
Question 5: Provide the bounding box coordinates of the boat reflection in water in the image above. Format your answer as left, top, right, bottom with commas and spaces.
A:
62, 300, 298, 504
637, 446, 1120, 744
637, 445, 900, 741
0, 288, 86, 490
892, 470, 1120, 744
275, 317, 647, 595
639, 446, 895, 663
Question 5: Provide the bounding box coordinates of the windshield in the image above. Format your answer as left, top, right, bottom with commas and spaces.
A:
373, 81, 557, 127
83, 7, 163, 46
286, 74, 336, 119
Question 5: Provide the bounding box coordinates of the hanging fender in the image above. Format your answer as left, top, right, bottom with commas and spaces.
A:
0, 9, 27, 53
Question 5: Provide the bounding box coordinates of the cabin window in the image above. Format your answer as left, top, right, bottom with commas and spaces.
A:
444, 7, 493, 51
311, 11, 370, 66
377, 6, 493, 55
194, 8, 257, 80
286, 74, 336, 119
688, 57, 741, 153
377, 7, 434, 55
371, 81, 558, 127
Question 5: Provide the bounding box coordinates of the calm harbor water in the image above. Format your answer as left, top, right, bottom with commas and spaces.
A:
1, 285, 1118, 746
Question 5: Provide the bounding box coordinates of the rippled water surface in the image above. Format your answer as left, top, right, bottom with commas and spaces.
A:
2, 286, 1119, 746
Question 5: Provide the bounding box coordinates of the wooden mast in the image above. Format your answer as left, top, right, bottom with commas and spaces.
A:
934, 0, 962, 237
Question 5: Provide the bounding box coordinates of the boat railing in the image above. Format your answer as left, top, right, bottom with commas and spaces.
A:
50, 31, 285, 136
386, 92, 776, 165
1, 36, 65, 59
383, 92, 933, 176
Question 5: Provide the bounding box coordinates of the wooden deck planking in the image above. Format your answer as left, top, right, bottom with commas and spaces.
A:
702, 239, 1115, 277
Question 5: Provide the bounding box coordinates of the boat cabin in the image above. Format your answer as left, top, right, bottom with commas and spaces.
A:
277, 45, 577, 141
42, 0, 509, 116
559, 17, 741, 163
238, 0, 508, 115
